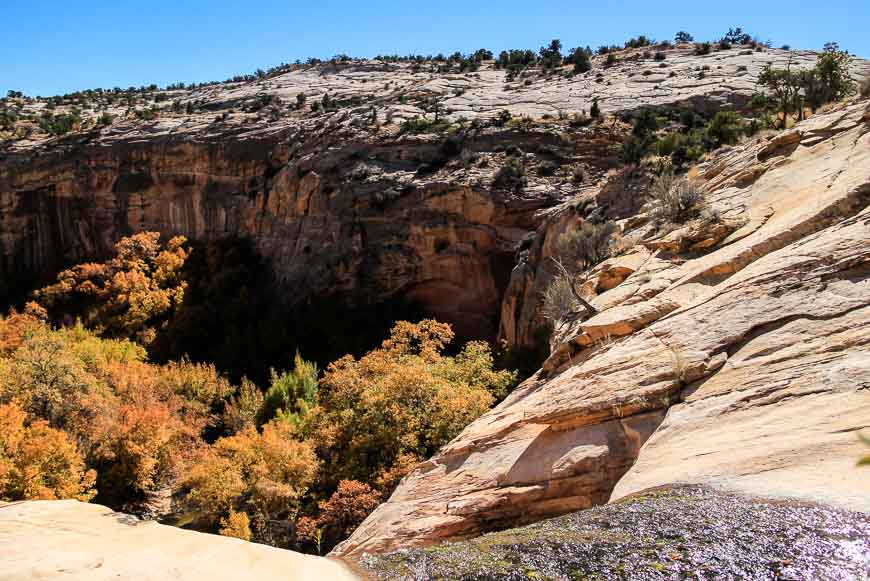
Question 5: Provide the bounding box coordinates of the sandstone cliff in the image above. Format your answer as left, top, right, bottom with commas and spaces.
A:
0, 46, 837, 337
333, 100, 870, 556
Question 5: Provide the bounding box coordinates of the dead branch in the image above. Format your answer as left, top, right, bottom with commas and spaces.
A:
551, 257, 598, 316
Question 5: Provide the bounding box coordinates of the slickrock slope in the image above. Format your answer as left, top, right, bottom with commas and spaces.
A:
361, 486, 870, 579
332, 100, 870, 557
2, 47, 854, 334
0, 500, 359, 580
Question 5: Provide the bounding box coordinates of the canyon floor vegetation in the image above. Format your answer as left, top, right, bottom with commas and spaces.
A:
0, 234, 516, 553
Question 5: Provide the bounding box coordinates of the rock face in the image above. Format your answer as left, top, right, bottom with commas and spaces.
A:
0, 500, 358, 580
1, 46, 851, 335
332, 100, 870, 556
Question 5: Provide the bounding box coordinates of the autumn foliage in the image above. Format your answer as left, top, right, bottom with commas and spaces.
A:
4, 234, 518, 552
35, 232, 189, 345
182, 420, 318, 524
0, 311, 220, 504
0, 401, 95, 501
307, 320, 515, 495
296, 479, 381, 553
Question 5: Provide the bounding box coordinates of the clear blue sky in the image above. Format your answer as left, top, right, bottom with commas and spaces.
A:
3, 0, 867, 97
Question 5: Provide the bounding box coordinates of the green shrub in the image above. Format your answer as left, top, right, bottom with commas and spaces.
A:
516, 231, 536, 254
655, 131, 705, 166
538, 160, 558, 176
706, 111, 744, 146
567, 47, 592, 73
400, 116, 448, 134
492, 156, 526, 191
618, 135, 649, 165
813, 42, 856, 103
624, 36, 652, 49
494, 109, 513, 126
722, 27, 752, 45
632, 108, 660, 137
695, 42, 712, 56
134, 108, 156, 120
0, 108, 18, 131
38, 111, 80, 136
538, 39, 563, 69
258, 352, 318, 426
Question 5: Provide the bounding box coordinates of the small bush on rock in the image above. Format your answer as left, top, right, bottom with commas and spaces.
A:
538, 160, 558, 176
296, 479, 381, 553
649, 171, 707, 224
590, 97, 601, 119
492, 156, 526, 191
557, 221, 618, 269
541, 274, 580, 324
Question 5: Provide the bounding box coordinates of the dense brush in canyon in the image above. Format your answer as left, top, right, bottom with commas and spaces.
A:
1, 31, 870, 578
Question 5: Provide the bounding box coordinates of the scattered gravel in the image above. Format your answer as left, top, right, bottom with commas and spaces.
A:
360, 485, 870, 580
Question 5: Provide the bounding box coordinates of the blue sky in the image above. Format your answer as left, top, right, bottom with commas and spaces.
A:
3, 0, 866, 97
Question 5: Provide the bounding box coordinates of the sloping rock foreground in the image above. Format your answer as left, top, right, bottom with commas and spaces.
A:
361, 486, 870, 580
0, 500, 358, 580
333, 101, 870, 556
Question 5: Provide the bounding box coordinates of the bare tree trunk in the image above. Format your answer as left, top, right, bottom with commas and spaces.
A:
552, 258, 598, 316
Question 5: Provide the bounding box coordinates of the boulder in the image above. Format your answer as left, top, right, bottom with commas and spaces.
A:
0, 501, 358, 580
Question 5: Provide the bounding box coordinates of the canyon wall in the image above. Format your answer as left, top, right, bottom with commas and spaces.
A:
0, 47, 828, 337
333, 100, 870, 556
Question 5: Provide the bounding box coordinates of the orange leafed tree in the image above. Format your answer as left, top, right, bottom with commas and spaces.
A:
306, 319, 516, 496
0, 313, 232, 506
182, 420, 318, 525
0, 402, 95, 501
35, 232, 189, 345
296, 479, 381, 553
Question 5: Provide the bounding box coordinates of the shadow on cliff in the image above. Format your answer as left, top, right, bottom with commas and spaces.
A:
146, 236, 432, 386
